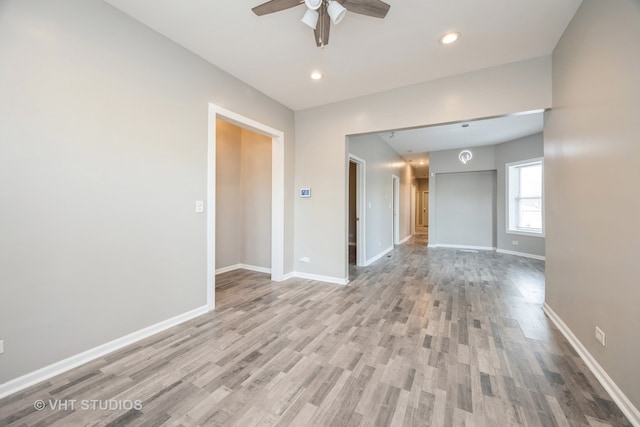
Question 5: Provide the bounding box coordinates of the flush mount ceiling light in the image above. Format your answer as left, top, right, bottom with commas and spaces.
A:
310, 71, 323, 80
439, 31, 460, 45
459, 150, 473, 164
252, 0, 390, 48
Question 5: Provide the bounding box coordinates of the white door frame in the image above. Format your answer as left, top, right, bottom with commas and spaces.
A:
410, 184, 416, 236
207, 103, 285, 311
392, 175, 400, 245
348, 154, 366, 267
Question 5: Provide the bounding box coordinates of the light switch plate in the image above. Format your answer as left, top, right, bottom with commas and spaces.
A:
595, 326, 606, 346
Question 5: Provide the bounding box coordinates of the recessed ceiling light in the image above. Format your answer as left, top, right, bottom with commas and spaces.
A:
439, 32, 460, 45
419, 160, 424, 165
310, 71, 322, 80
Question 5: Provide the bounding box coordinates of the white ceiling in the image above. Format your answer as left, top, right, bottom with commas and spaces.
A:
103, 0, 582, 111
379, 111, 545, 178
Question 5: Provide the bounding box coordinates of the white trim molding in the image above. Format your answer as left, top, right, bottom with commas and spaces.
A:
542, 303, 640, 426
215, 264, 271, 275
0, 305, 208, 400
399, 235, 412, 244
365, 246, 393, 266
496, 249, 545, 261
285, 272, 349, 286
431, 244, 496, 251
348, 154, 367, 267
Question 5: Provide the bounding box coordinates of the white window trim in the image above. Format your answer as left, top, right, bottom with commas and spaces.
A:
506, 157, 545, 238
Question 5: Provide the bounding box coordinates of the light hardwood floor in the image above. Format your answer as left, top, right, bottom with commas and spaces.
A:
0, 237, 632, 426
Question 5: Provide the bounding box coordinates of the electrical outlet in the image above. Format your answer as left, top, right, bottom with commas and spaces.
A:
299, 257, 311, 263
512, 240, 519, 245
0, 340, 4, 354
195, 200, 204, 213
595, 326, 606, 346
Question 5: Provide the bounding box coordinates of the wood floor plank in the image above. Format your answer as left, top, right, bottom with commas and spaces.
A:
0, 240, 633, 426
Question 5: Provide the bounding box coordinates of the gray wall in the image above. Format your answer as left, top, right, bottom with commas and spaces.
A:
216, 120, 242, 268
428, 137, 545, 257
0, 0, 294, 385
215, 121, 272, 270
295, 56, 552, 279
495, 133, 545, 257
240, 128, 272, 268
545, 0, 640, 409
348, 135, 414, 263
428, 145, 497, 247
435, 172, 496, 248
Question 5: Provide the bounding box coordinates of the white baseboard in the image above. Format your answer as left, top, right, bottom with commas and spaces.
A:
365, 246, 394, 266
281, 272, 296, 281
215, 264, 242, 275
283, 272, 348, 286
0, 305, 208, 400
399, 235, 412, 244
496, 249, 545, 261
431, 244, 496, 251
427, 243, 437, 248
542, 303, 640, 426
215, 264, 271, 275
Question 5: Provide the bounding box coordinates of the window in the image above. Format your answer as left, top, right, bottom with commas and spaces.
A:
507, 158, 544, 236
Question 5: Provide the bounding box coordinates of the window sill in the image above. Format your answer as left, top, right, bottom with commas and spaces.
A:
507, 230, 545, 238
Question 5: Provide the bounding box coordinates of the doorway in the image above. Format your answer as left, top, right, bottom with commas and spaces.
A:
392, 175, 400, 245
348, 154, 366, 267
207, 103, 285, 311
421, 191, 429, 226
215, 119, 271, 276
415, 178, 429, 235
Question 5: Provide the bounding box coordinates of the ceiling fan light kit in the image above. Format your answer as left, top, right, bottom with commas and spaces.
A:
302, 8, 319, 28
304, 0, 322, 10
327, 1, 346, 25
252, 0, 390, 47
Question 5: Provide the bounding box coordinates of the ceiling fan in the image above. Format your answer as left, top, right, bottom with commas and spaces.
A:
252, 0, 390, 47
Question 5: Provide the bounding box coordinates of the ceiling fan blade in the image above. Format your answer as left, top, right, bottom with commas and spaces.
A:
338, 0, 390, 18
252, 0, 303, 16
313, 3, 330, 47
